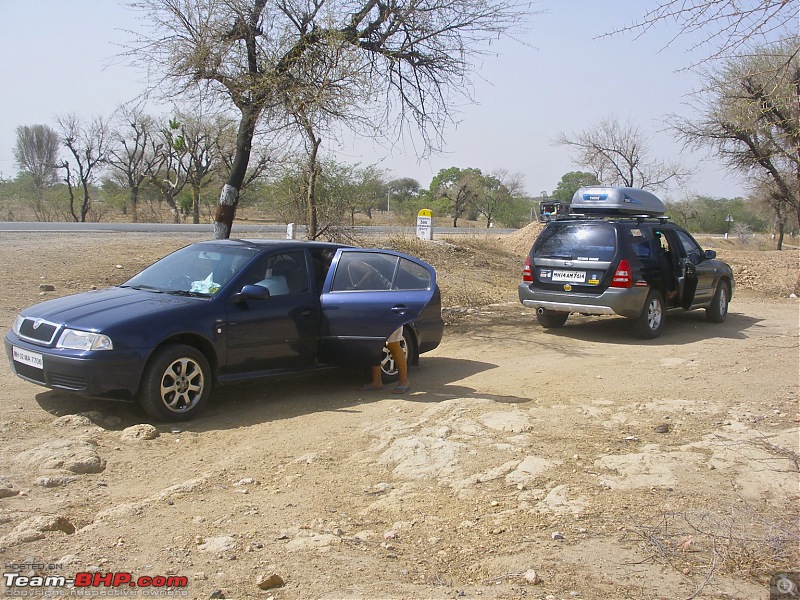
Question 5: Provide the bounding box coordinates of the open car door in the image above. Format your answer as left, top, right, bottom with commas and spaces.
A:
319, 249, 436, 366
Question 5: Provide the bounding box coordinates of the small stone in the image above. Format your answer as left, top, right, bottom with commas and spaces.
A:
120, 424, 159, 441
256, 573, 284, 590
653, 423, 670, 433
523, 569, 541, 585
551, 532, 565, 540
209, 590, 225, 599
39, 284, 56, 292
0, 478, 20, 498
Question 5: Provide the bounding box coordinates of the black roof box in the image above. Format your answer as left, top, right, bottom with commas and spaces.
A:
570, 186, 666, 216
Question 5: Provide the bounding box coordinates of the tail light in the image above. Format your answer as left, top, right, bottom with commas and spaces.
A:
610, 259, 632, 288
523, 255, 534, 282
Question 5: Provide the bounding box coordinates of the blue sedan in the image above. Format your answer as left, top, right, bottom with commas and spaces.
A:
5, 240, 443, 421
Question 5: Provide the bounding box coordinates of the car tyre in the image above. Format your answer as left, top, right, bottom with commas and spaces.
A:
139, 344, 211, 421
536, 309, 569, 328
633, 290, 665, 339
379, 326, 412, 384
706, 281, 730, 323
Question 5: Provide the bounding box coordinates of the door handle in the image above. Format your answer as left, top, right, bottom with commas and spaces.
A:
391, 305, 408, 314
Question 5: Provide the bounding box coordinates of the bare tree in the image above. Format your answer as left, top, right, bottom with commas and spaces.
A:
473, 169, 524, 228
106, 107, 164, 222
178, 113, 236, 224
670, 37, 799, 249
57, 114, 110, 222
146, 118, 191, 223
430, 167, 483, 227
555, 116, 688, 191
608, 0, 799, 66
126, 0, 530, 239
13, 124, 61, 190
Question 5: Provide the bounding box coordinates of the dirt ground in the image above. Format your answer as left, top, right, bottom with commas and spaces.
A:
0, 228, 798, 600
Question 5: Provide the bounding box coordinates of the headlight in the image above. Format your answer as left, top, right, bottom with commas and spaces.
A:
56, 329, 114, 351
12, 314, 25, 336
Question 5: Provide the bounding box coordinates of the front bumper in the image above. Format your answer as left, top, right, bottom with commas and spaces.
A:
5, 333, 148, 400
518, 282, 649, 319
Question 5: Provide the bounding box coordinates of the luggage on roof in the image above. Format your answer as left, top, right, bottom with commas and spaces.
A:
570, 186, 666, 216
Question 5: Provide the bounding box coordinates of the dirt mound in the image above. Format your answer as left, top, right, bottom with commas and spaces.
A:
501, 221, 544, 256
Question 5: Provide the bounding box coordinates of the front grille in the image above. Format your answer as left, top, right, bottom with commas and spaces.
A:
18, 318, 60, 345
14, 362, 46, 384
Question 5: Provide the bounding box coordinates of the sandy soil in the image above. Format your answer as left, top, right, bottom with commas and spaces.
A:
0, 230, 798, 600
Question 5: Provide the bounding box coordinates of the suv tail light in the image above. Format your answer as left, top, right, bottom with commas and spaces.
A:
610, 259, 632, 288
523, 256, 534, 282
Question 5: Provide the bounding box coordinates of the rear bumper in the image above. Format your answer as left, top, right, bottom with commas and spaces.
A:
518, 283, 649, 319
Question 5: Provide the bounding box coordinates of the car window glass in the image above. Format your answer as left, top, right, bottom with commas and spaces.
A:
329, 252, 395, 292
242, 251, 308, 296
629, 228, 653, 258
329, 252, 431, 292
534, 223, 616, 261
394, 258, 431, 290
675, 230, 702, 258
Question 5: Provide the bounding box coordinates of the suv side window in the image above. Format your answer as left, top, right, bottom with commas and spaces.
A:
675, 230, 703, 263
629, 227, 655, 259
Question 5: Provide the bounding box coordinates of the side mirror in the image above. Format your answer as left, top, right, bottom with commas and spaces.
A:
232, 284, 271, 303
704, 249, 716, 260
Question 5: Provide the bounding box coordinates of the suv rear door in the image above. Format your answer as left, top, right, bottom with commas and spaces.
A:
318, 249, 436, 365
532, 221, 618, 292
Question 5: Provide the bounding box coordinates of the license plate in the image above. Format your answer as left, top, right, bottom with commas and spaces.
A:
13, 346, 43, 370
551, 270, 586, 283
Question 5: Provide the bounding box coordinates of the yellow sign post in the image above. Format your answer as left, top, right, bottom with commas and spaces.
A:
416, 209, 433, 240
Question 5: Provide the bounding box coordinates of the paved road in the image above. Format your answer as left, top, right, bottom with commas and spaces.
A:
0, 222, 515, 235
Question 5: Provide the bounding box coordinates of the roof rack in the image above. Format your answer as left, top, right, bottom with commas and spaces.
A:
557, 213, 670, 223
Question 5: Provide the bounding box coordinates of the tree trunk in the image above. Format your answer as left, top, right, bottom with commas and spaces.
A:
776, 219, 785, 251
303, 123, 321, 240
129, 187, 139, 223
213, 106, 260, 239
191, 183, 200, 224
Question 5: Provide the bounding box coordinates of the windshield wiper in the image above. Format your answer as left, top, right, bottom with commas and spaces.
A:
167, 290, 208, 298
121, 284, 164, 293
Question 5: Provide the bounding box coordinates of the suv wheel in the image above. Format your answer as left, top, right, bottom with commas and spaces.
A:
536, 309, 569, 328
706, 281, 729, 323
633, 290, 665, 339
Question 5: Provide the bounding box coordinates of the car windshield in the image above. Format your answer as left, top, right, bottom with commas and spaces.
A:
122, 244, 260, 296
534, 222, 617, 262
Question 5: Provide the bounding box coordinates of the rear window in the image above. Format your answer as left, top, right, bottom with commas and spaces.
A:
534, 222, 617, 262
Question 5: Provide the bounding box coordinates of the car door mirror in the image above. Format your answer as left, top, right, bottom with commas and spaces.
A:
704, 249, 716, 260
232, 284, 271, 303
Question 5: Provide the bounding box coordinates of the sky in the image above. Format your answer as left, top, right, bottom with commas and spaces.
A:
0, 0, 755, 201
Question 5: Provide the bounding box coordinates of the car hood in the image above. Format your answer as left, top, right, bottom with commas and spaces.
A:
19, 287, 197, 331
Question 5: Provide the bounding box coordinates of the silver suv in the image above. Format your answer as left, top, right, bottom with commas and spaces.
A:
518, 187, 735, 338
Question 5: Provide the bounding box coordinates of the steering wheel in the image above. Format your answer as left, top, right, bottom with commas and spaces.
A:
348, 261, 382, 289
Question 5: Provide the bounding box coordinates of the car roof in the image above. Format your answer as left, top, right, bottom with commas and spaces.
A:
192, 239, 353, 251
